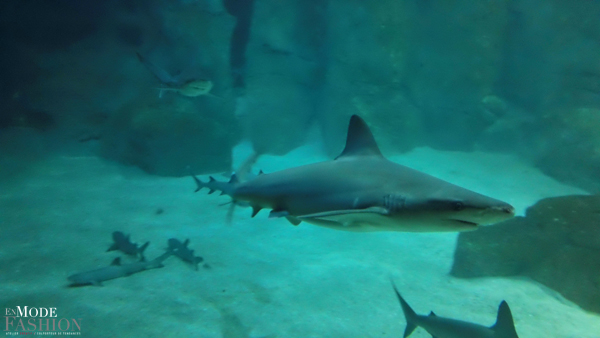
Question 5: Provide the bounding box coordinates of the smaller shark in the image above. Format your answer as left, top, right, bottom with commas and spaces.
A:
167, 238, 204, 270
67, 252, 172, 287
136, 52, 218, 98
392, 282, 520, 338
106, 231, 149, 259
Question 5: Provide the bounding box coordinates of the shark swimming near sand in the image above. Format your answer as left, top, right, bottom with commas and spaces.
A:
167, 238, 204, 270
67, 252, 172, 287
106, 231, 149, 259
192, 115, 514, 232
392, 282, 520, 338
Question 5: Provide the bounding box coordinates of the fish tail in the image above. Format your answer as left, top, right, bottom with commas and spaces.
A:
139, 241, 150, 257
391, 281, 418, 338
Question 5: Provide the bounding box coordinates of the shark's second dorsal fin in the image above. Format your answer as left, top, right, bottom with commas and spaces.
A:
335, 115, 382, 160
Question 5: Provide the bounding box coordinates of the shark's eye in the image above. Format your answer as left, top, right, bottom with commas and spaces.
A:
453, 201, 464, 211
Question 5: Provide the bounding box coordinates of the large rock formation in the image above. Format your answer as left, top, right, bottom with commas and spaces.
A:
451, 195, 600, 314
100, 94, 238, 176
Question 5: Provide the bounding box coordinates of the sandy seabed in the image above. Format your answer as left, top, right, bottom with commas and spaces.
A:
1, 145, 598, 338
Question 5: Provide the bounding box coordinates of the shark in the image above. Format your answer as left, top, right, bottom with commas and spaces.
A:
392, 282, 520, 338
106, 231, 149, 259
192, 115, 514, 232
136, 52, 218, 98
67, 252, 172, 287
167, 238, 204, 270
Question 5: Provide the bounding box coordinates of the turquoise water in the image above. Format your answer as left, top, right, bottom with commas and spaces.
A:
1, 1, 600, 337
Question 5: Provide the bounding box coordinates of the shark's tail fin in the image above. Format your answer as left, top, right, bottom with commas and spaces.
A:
391, 282, 419, 338
139, 241, 150, 252
189, 170, 237, 197
138, 241, 150, 259
491, 301, 519, 338
135, 51, 178, 86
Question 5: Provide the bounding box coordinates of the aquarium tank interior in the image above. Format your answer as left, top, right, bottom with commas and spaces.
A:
1, 0, 600, 337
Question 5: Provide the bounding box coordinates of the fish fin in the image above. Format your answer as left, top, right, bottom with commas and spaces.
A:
335, 115, 382, 159
188, 167, 203, 192
135, 52, 178, 85
298, 207, 388, 220
111, 257, 121, 266
107, 243, 118, 252
285, 216, 301, 226
491, 301, 519, 337
428, 311, 437, 317
139, 241, 150, 255
183, 239, 190, 247
251, 206, 262, 217
391, 281, 418, 338
229, 174, 239, 184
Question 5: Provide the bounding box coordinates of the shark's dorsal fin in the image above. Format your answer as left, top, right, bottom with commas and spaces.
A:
491, 301, 519, 337
111, 257, 121, 266
335, 115, 382, 159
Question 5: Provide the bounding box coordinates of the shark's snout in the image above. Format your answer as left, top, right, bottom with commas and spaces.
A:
498, 205, 515, 215
490, 203, 515, 218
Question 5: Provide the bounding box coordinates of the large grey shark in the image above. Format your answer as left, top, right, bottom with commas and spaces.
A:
192, 115, 514, 232
392, 282, 520, 338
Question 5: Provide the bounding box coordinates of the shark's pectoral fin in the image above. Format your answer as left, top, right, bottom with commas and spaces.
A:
299, 207, 389, 220
297, 207, 389, 230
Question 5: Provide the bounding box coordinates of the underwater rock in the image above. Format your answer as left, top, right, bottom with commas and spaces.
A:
399, 0, 508, 149
309, 0, 426, 156
451, 194, 600, 314
532, 107, 600, 193
498, 0, 600, 112
100, 95, 239, 176
239, 0, 328, 155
